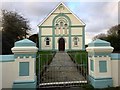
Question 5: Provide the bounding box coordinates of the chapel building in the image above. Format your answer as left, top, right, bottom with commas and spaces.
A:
38, 2, 86, 51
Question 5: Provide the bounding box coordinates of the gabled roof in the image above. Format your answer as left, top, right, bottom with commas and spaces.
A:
38, 2, 86, 26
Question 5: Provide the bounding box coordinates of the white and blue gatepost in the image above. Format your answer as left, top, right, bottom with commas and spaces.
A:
11, 39, 38, 89
86, 39, 114, 89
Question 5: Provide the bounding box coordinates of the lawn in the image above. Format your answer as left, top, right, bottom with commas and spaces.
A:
67, 51, 88, 64
67, 51, 88, 78
36, 51, 56, 76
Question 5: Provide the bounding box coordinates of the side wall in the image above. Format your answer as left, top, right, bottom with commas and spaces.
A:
2, 61, 17, 88
0, 55, 17, 88
111, 53, 120, 87
0, 61, 2, 90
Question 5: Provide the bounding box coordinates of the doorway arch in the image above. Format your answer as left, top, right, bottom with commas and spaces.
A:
58, 38, 65, 51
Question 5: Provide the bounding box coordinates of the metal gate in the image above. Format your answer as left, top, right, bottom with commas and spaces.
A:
36, 51, 88, 88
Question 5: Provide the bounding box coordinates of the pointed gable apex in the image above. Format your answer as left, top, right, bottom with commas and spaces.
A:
38, 2, 85, 26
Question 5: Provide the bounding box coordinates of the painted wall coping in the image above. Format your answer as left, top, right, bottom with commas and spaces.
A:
15, 39, 36, 47
13, 80, 36, 84
111, 53, 120, 60
88, 39, 110, 47
11, 47, 38, 53
0, 55, 14, 62
86, 47, 114, 53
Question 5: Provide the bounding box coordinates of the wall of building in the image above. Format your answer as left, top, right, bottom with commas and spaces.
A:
40, 26, 84, 51
41, 37, 53, 50
71, 36, 82, 50
53, 5, 70, 13
40, 35, 83, 51
71, 27, 83, 35
41, 15, 56, 26
66, 14, 83, 25
55, 37, 69, 50
40, 4, 84, 26
39, 3, 85, 51
41, 28, 52, 36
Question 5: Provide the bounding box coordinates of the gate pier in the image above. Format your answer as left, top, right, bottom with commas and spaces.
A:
86, 39, 114, 88
12, 39, 38, 89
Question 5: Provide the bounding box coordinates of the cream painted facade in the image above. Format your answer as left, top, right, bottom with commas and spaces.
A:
38, 2, 85, 51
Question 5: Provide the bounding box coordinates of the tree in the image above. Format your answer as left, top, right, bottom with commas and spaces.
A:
93, 33, 107, 41
107, 24, 120, 36
29, 34, 39, 47
2, 10, 31, 54
93, 24, 120, 52
106, 24, 120, 52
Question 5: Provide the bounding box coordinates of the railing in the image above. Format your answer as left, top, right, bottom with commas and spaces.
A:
36, 52, 55, 85
68, 51, 88, 79
37, 51, 88, 88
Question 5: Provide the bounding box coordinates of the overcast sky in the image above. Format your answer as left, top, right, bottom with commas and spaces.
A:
1, 1, 118, 44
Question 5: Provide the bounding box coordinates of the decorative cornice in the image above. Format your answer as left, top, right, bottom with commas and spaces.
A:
86, 47, 114, 53
11, 47, 38, 53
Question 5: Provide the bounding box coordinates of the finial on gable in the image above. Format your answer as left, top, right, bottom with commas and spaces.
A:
59, 2, 65, 12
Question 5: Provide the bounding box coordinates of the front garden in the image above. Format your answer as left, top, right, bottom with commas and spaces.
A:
67, 51, 88, 64
36, 51, 56, 78
67, 51, 88, 78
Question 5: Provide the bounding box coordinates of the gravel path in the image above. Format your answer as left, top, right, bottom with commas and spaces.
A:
41, 52, 85, 83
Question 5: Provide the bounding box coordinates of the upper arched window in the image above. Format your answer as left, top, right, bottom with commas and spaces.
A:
60, 22, 63, 27
54, 16, 70, 35
56, 24, 59, 27
64, 23, 67, 27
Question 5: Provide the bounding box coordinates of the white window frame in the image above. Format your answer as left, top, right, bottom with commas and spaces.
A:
73, 37, 79, 46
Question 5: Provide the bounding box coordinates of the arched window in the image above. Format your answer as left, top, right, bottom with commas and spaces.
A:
73, 37, 79, 46
55, 24, 59, 34
64, 23, 67, 27
54, 17, 69, 35
60, 22, 63, 27
45, 37, 50, 46
64, 23, 68, 34
56, 23, 58, 26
